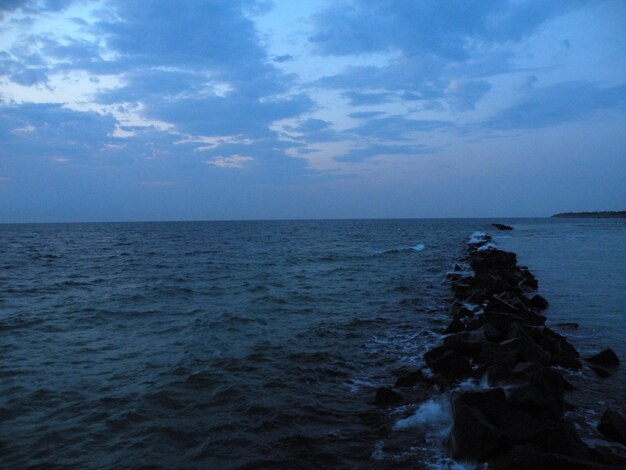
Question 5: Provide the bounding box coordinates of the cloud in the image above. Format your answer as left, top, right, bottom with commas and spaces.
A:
274, 54, 294, 63
349, 115, 451, 140
342, 91, 396, 106
484, 82, 626, 130
206, 155, 254, 168
447, 80, 492, 111
309, 1, 582, 58
309, 1, 589, 115
348, 111, 386, 119
334, 143, 439, 162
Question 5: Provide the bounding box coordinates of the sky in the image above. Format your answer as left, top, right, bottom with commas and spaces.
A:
1, 0, 625, 222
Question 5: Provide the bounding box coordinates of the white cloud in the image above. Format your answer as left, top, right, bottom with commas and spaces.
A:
11, 124, 35, 134
53, 156, 70, 163
205, 155, 254, 168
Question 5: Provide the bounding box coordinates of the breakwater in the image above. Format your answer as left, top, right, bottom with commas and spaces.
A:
376, 231, 626, 467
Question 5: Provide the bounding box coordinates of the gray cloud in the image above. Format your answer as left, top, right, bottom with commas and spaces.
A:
484, 82, 626, 130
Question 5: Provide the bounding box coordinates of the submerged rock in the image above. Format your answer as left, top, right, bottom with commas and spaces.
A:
598, 409, 626, 445
586, 348, 620, 366
491, 223, 514, 231
374, 387, 402, 406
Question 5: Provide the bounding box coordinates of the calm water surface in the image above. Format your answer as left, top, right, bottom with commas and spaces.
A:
1, 218, 624, 468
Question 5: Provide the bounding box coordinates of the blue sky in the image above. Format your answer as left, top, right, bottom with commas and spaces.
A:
1, 0, 625, 222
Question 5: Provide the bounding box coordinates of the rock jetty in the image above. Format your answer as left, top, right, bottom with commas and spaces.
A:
375, 231, 626, 467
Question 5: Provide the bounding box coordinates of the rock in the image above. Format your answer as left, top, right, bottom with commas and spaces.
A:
528, 294, 549, 311
448, 301, 473, 319
485, 295, 520, 315
478, 340, 520, 368
444, 316, 467, 334
507, 367, 565, 420
539, 327, 581, 370
374, 387, 402, 406
483, 323, 505, 342
590, 365, 613, 378
449, 389, 511, 461
537, 422, 592, 461
443, 329, 485, 356
425, 347, 472, 380
481, 364, 515, 385
492, 223, 514, 231
516, 308, 548, 327
488, 445, 543, 470
506, 324, 552, 365
598, 409, 626, 445
586, 348, 619, 366
394, 370, 424, 388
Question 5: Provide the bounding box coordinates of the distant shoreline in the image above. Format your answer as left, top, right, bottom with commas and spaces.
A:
552, 211, 626, 219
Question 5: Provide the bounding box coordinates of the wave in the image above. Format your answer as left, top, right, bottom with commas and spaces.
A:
371, 243, 427, 256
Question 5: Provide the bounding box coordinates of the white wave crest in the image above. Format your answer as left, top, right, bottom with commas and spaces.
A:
412, 243, 426, 251
468, 231, 487, 244
393, 397, 451, 431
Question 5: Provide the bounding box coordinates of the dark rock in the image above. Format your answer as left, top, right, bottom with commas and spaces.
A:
374, 387, 402, 406
423, 345, 448, 365
444, 317, 467, 334
482, 364, 515, 385
448, 301, 473, 319
449, 389, 511, 461
537, 422, 592, 461
507, 367, 565, 420
450, 388, 556, 461
478, 340, 520, 367
590, 365, 613, 378
483, 323, 505, 342
528, 294, 549, 311
507, 324, 552, 365
598, 409, 626, 445
485, 295, 520, 315
492, 223, 514, 231
539, 327, 581, 370
425, 348, 472, 380
394, 370, 424, 388
443, 329, 485, 356
488, 445, 543, 470
454, 263, 462, 271
466, 316, 486, 331
553, 322, 579, 330
586, 348, 619, 366
484, 311, 521, 333
516, 308, 547, 326
541, 452, 604, 469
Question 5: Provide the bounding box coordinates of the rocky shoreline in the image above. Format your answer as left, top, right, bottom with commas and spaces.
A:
375, 232, 626, 468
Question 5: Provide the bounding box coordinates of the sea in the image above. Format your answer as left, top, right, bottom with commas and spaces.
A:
1, 218, 624, 469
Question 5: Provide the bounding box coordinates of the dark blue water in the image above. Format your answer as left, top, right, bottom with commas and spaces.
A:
1, 219, 624, 468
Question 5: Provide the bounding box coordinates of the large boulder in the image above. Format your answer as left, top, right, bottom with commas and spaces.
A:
449, 389, 511, 461
443, 329, 485, 357
528, 294, 549, 311
507, 367, 565, 420
426, 349, 472, 381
